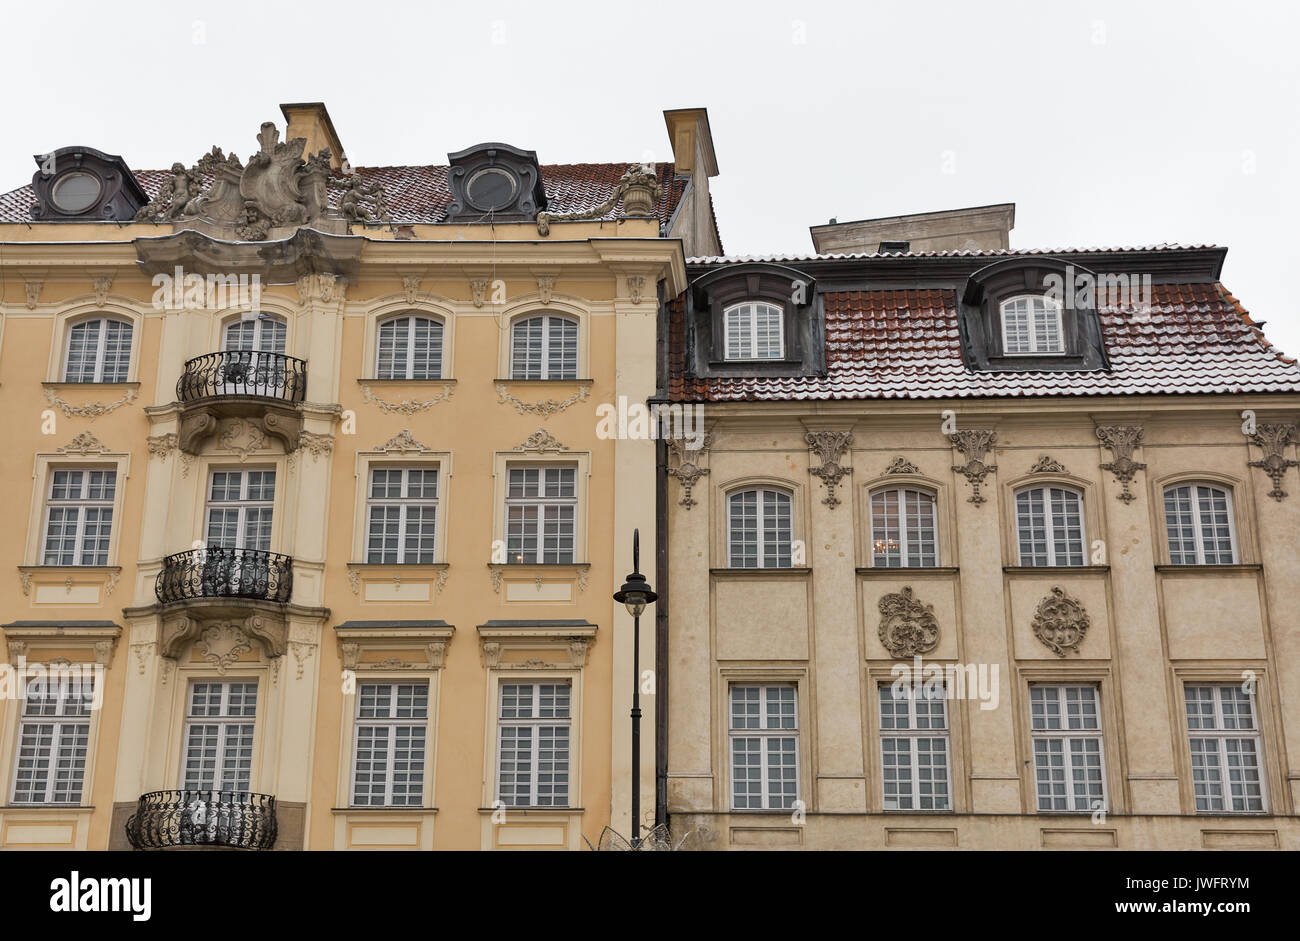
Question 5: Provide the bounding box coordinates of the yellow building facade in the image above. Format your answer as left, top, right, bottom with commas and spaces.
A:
0, 103, 718, 850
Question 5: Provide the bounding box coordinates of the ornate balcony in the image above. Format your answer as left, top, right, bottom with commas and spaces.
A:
155, 547, 293, 605
125, 789, 277, 850
175, 351, 306, 455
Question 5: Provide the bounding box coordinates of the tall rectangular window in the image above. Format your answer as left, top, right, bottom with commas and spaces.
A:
64, 317, 132, 382
496, 682, 571, 807
1030, 685, 1106, 813
1164, 484, 1235, 565
879, 683, 951, 811
1016, 486, 1085, 566
727, 488, 793, 568
366, 467, 438, 563
182, 681, 257, 792
351, 682, 428, 807
42, 468, 116, 566
729, 684, 799, 810
376, 315, 443, 380
505, 465, 577, 564
205, 469, 274, 551
510, 315, 578, 380
11, 676, 93, 804
1185, 684, 1265, 813
870, 487, 938, 567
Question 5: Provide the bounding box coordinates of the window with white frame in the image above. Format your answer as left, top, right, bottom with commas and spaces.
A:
223, 313, 286, 354
724, 301, 784, 360
181, 681, 257, 792
1029, 685, 1106, 813
366, 467, 438, 564
496, 682, 571, 807
505, 465, 577, 564
11, 675, 94, 804
870, 487, 938, 567
205, 469, 274, 551
1000, 295, 1064, 354
727, 488, 793, 568
879, 683, 951, 810
1184, 684, 1265, 813
1164, 483, 1236, 565
1015, 486, 1085, 566
376, 314, 443, 380
63, 317, 133, 382
510, 314, 578, 380
42, 468, 116, 566
351, 682, 428, 807
730, 684, 798, 810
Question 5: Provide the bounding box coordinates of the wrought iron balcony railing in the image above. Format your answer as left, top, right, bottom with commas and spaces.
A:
126, 789, 277, 850
177, 350, 306, 403
155, 547, 293, 604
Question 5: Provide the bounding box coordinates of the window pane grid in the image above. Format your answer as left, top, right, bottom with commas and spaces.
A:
11, 677, 94, 804
205, 470, 275, 551
870, 487, 937, 567
1029, 685, 1105, 813
365, 466, 439, 563
1016, 486, 1084, 566
1184, 684, 1265, 812
879, 684, 951, 811
729, 685, 799, 810
1001, 296, 1063, 355
182, 681, 257, 792
376, 315, 443, 380
42, 468, 117, 566
496, 683, 571, 807
505, 466, 577, 564
64, 318, 133, 383
351, 682, 429, 807
510, 315, 578, 380
727, 488, 792, 568
1164, 484, 1235, 565
723, 302, 784, 360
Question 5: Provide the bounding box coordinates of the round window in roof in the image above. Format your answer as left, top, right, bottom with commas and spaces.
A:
465, 166, 518, 212
51, 171, 102, 213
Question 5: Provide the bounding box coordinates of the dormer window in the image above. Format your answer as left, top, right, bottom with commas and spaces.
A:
724, 301, 784, 360
1001, 295, 1064, 355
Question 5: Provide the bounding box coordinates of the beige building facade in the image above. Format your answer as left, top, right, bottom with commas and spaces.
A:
0, 102, 718, 850
662, 232, 1300, 850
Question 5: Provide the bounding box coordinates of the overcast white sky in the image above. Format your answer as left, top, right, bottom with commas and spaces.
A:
5, 0, 1298, 356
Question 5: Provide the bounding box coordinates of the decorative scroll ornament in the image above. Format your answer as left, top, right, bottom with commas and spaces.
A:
877, 587, 940, 658
627, 275, 646, 305
1096, 425, 1146, 503
92, 276, 113, 307
949, 429, 997, 505
44, 386, 136, 420
198, 622, 253, 674
1031, 586, 1090, 657
217, 418, 268, 461
359, 383, 454, 415
373, 429, 430, 453
496, 382, 589, 417
667, 434, 712, 509
805, 430, 853, 508
1029, 455, 1068, 474
297, 273, 344, 304
145, 433, 176, 459
296, 431, 334, 462
1247, 423, 1298, 501
537, 276, 555, 305
57, 431, 110, 454
402, 276, 422, 304
513, 429, 569, 453
25, 281, 43, 309
885, 457, 920, 475
470, 279, 488, 308
535, 163, 662, 236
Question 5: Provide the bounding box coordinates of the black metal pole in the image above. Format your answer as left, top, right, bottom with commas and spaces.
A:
630, 529, 641, 846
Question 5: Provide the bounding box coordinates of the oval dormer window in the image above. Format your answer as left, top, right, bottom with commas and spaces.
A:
466, 167, 518, 212
51, 171, 102, 213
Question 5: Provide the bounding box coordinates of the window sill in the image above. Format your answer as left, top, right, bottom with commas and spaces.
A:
493, 378, 593, 385
1002, 565, 1110, 575
1155, 564, 1261, 575
0, 804, 94, 812
42, 381, 141, 389
331, 806, 438, 814
710, 567, 812, 578
857, 566, 959, 577
477, 806, 584, 814
357, 377, 456, 384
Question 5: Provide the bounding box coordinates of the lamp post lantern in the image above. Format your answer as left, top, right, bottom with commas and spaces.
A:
613, 528, 657, 846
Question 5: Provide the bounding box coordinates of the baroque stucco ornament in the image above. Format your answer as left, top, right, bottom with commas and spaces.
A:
1246, 423, 1298, 501
877, 587, 940, 658
667, 434, 712, 509
1031, 586, 1090, 657
949, 429, 997, 505
535, 163, 662, 236
805, 430, 853, 508
1096, 425, 1147, 503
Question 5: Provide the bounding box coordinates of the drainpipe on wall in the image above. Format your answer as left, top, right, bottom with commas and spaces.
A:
654, 280, 670, 831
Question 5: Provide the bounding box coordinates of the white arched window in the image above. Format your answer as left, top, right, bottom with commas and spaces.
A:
510, 314, 578, 380
724, 301, 784, 360
727, 487, 793, 568
64, 317, 133, 382
1015, 485, 1085, 566
1000, 295, 1064, 355
1164, 483, 1236, 564
869, 487, 938, 567
223, 313, 286, 354
375, 314, 443, 380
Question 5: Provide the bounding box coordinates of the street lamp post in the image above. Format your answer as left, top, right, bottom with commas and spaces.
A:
613, 528, 657, 847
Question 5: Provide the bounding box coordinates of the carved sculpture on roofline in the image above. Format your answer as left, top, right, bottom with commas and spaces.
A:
132, 121, 390, 239
535, 163, 661, 236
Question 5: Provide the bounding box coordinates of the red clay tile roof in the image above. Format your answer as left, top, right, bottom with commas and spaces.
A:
0, 163, 686, 226
667, 281, 1300, 401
